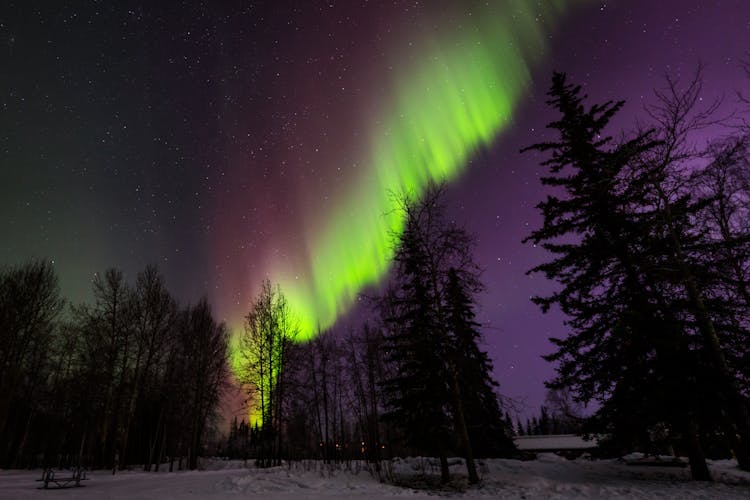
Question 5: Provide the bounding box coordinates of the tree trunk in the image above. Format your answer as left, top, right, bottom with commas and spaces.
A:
78, 430, 87, 470
684, 416, 711, 481
146, 406, 165, 471
275, 348, 285, 467
658, 184, 750, 471
322, 349, 330, 464
448, 366, 478, 484
157, 427, 168, 472
439, 453, 450, 484
682, 273, 750, 471
12, 409, 34, 469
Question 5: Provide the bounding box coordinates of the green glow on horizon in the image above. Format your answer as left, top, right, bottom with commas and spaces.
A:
269, 0, 581, 340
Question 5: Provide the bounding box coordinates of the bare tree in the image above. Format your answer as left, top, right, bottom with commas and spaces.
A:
236, 280, 298, 466
346, 324, 387, 475
177, 299, 230, 470
73, 269, 132, 469
118, 265, 177, 469
636, 69, 750, 471
0, 259, 63, 466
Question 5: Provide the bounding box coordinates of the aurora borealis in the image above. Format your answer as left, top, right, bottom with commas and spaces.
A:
3, 0, 749, 415
275, 0, 575, 339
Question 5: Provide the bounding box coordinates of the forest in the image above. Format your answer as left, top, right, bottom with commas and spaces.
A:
226, 67, 750, 483
0, 263, 229, 472
521, 69, 750, 481
0, 188, 514, 486
2, 68, 750, 485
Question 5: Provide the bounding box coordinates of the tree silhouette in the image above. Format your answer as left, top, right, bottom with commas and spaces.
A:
523, 72, 718, 479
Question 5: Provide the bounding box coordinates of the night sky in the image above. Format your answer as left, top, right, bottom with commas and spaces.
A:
2, 0, 749, 416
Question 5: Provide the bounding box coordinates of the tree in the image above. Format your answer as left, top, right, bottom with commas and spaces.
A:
236, 280, 298, 467
522, 72, 716, 479
633, 71, 750, 470
118, 265, 177, 469
380, 186, 513, 483
544, 388, 584, 434
73, 268, 133, 469
306, 328, 353, 464
346, 324, 387, 471
444, 267, 515, 456
694, 136, 750, 393
380, 205, 454, 482
0, 261, 228, 471
177, 299, 230, 470
0, 259, 63, 466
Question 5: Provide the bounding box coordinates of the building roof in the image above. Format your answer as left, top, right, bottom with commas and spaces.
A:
513, 434, 600, 451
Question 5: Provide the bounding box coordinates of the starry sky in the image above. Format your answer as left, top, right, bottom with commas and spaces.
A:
2, 0, 749, 416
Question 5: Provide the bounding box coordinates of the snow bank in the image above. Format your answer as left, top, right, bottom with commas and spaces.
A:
1, 456, 749, 499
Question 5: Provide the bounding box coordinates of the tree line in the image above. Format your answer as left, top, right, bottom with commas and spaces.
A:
231, 187, 517, 484
515, 403, 583, 437
0, 190, 515, 480
524, 69, 750, 480
0, 262, 229, 471
7, 65, 748, 486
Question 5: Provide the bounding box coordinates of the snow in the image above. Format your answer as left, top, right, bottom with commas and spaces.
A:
1, 455, 749, 499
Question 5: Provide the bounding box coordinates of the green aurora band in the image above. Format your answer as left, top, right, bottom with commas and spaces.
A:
265, 0, 583, 342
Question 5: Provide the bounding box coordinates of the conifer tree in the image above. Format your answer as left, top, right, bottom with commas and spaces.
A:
380, 186, 514, 483
445, 268, 515, 456
380, 203, 453, 482
523, 72, 715, 479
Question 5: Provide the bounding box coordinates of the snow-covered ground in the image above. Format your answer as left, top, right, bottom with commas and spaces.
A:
2, 454, 749, 499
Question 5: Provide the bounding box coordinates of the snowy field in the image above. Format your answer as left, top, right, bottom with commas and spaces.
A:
2, 454, 750, 499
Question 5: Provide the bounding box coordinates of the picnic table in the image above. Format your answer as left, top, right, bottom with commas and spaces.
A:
36, 467, 89, 489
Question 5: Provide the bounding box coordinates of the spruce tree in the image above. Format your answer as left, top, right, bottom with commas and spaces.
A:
381, 186, 518, 483
445, 268, 516, 456
381, 214, 453, 482
523, 72, 714, 479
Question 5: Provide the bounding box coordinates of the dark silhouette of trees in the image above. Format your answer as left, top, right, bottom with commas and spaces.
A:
177, 299, 230, 470
445, 268, 516, 457
523, 72, 709, 479
0, 259, 64, 467
123, 265, 178, 471
636, 71, 750, 472
75, 268, 132, 469
345, 323, 388, 475
380, 208, 454, 482
306, 330, 352, 464
380, 186, 515, 484
226, 322, 394, 469
0, 261, 228, 471
236, 280, 298, 467
695, 137, 750, 400
524, 71, 750, 480
544, 388, 584, 434
518, 403, 581, 436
